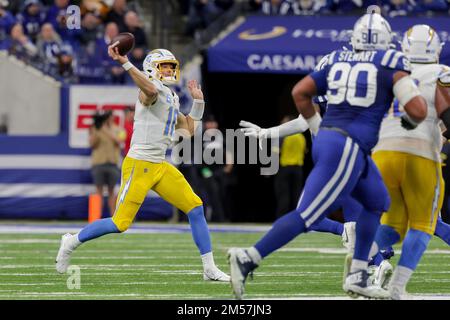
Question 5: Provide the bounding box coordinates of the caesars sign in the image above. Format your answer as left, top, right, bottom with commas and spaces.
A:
69, 85, 137, 148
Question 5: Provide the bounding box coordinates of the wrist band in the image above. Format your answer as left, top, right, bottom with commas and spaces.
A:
122, 61, 133, 71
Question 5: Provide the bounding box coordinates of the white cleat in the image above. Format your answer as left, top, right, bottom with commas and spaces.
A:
342, 222, 356, 254
203, 266, 230, 282
389, 285, 410, 300
227, 248, 258, 300
343, 269, 390, 299
373, 260, 393, 290
55, 233, 75, 274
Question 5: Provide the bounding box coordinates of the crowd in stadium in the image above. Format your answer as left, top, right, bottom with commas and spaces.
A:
1, 0, 449, 84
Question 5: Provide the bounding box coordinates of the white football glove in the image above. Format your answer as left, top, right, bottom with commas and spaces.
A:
239, 120, 270, 139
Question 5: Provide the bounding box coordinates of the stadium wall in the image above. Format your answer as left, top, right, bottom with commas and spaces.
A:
0, 52, 60, 135
0, 79, 173, 220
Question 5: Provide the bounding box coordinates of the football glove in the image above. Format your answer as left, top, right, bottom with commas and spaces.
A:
239, 120, 269, 139
400, 114, 419, 130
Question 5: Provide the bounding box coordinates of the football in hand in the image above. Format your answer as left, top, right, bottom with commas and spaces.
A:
111, 32, 135, 56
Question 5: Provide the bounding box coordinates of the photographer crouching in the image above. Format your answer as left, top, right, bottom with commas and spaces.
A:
89, 110, 125, 216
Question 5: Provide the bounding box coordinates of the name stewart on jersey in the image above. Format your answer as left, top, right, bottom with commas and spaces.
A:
337, 51, 376, 63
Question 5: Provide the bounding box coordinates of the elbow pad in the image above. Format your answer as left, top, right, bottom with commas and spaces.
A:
189, 99, 205, 121
393, 76, 422, 107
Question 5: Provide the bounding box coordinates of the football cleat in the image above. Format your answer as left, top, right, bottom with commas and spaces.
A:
55, 233, 75, 274
343, 269, 390, 299
389, 285, 410, 300
373, 260, 393, 290
342, 222, 356, 254
203, 266, 230, 282
227, 248, 258, 300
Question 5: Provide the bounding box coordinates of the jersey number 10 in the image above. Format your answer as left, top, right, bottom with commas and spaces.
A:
327, 62, 378, 107
164, 107, 178, 136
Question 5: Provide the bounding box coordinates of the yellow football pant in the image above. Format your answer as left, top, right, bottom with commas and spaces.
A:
373, 151, 444, 240
112, 157, 203, 232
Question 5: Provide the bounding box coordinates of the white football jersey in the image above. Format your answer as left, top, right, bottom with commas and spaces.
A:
127, 78, 179, 163
374, 63, 450, 162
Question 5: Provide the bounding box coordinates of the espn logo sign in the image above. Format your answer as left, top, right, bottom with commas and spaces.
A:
69, 86, 137, 148
76, 104, 132, 129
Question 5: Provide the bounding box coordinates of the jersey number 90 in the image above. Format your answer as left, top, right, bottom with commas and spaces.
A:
327, 62, 378, 108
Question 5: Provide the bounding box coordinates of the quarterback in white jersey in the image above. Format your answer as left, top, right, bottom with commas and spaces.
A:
55, 46, 230, 282
369, 24, 450, 299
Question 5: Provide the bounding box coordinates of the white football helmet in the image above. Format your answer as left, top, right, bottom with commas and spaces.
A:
142, 49, 180, 85
350, 12, 393, 51
401, 24, 443, 64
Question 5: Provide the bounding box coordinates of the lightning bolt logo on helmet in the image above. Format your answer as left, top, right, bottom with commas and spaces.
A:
143, 49, 180, 85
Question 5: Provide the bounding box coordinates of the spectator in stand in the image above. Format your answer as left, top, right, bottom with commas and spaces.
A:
57, 42, 76, 81
123, 11, 146, 68
330, 0, 378, 14
45, 0, 80, 44
4, 0, 22, 15
16, 0, 46, 43
81, 0, 111, 21
97, 21, 126, 83
122, 106, 134, 157
75, 11, 105, 83
36, 22, 62, 74
381, 0, 415, 17
0, 0, 16, 48
292, 0, 331, 15
184, 0, 222, 37
105, 0, 127, 32
6, 23, 38, 61
249, 0, 293, 15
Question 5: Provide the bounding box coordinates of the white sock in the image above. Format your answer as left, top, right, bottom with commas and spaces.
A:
350, 259, 368, 273
390, 265, 413, 291
201, 252, 215, 270
247, 247, 262, 265
68, 233, 82, 250
368, 242, 379, 260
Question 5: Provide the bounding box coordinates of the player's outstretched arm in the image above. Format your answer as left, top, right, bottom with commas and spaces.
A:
393, 71, 427, 130
291, 75, 322, 136
239, 116, 308, 139
107, 44, 158, 106
175, 80, 205, 137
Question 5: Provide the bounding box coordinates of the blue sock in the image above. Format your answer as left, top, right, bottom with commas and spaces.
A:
353, 210, 381, 262
78, 218, 120, 243
434, 216, 450, 246
255, 209, 306, 258
187, 206, 211, 255
374, 224, 401, 250
398, 229, 431, 270
369, 252, 384, 266
307, 218, 343, 236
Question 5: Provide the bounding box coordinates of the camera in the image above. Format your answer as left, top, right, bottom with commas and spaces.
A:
92, 110, 112, 129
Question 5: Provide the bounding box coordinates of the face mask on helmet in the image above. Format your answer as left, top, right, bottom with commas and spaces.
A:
142, 49, 180, 85
350, 12, 393, 51
401, 24, 443, 64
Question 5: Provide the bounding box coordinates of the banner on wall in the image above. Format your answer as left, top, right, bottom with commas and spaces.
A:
69, 85, 137, 148
207, 15, 450, 74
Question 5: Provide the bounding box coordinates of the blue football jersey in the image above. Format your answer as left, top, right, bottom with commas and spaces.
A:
310, 49, 411, 153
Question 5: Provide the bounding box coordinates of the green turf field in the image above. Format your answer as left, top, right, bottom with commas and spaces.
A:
0, 224, 449, 300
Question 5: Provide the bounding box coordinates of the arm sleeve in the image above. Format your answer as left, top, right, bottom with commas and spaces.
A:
267, 115, 309, 138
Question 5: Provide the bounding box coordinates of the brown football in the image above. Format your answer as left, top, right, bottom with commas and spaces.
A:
111, 32, 135, 56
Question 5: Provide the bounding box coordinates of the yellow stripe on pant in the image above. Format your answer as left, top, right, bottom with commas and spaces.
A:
372, 151, 444, 240
112, 157, 203, 232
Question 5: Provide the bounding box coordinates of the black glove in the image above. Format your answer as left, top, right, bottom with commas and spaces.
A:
400, 114, 418, 130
